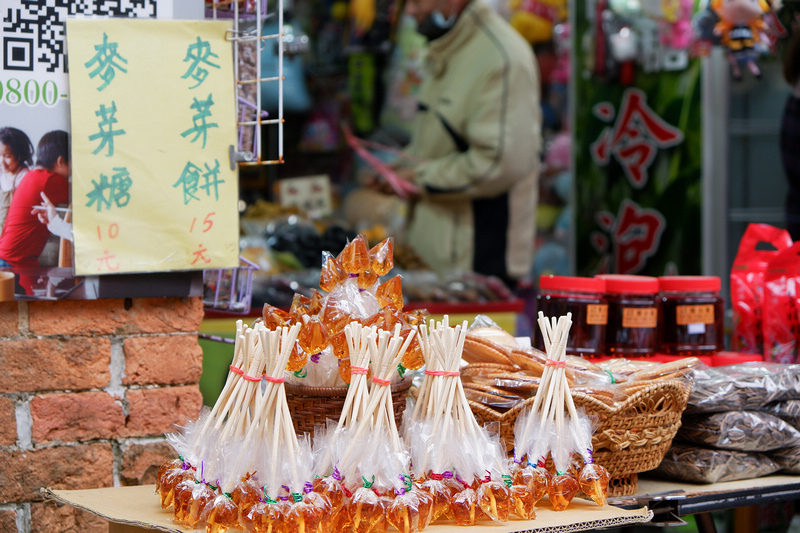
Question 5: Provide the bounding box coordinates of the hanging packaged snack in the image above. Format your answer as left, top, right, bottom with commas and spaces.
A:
763, 242, 800, 364
730, 223, 793, 354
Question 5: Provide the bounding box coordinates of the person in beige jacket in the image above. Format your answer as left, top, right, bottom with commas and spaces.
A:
382, 0, 541, 289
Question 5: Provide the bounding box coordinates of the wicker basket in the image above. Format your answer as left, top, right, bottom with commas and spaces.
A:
286, 378, 413, 437
469, 379, 690, 496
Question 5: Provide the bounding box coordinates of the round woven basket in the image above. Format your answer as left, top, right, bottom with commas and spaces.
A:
469, 379, 689, 496
285, 378, 413, 438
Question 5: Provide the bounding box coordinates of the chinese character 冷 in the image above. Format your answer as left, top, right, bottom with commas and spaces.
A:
181, 94, 218, 149
182, 36, 220, 89
590, 88, 683, 189
84, 32, 128, 91
88, 101, 126, 157
86, 167, 133, 212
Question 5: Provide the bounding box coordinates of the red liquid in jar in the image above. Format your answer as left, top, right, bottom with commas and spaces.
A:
658, 276, 724, 355
536, 275, 607, 358
599, 275, 658, 357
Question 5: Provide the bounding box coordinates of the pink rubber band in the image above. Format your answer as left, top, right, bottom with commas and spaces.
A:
351, 366, 369, 375
424, 370, 460, 377
372, 377, 391, 386
545, 359, 566, 367
243, 373, 262, 382
229, 365, 244, 375
265, 376, 285, 384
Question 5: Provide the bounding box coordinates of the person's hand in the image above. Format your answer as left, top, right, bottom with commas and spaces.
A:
31, 192, 57, 225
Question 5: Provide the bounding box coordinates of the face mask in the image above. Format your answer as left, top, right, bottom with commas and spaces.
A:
416, 9, 457, 40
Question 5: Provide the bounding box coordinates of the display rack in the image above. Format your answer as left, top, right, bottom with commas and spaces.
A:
208, 0, 284, 165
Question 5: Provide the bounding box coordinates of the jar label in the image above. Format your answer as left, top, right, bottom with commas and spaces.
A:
586, 304, 608, 325
676, 304, 714, 325
621, 307, 657, 328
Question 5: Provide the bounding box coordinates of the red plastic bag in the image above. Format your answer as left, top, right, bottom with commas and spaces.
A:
730, 224, 793, 354
763, 242, 800, 363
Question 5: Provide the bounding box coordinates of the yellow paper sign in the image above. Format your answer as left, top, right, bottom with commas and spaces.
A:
66, 19, 239, 275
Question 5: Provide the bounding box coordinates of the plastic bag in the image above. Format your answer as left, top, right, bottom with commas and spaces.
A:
730, 223, 793, 354
769, 446, 800, 474
765, 399, 800, 429
677, 410, 800, 452
685, 363, 794, 414
652, 444, 780, 483
763, 242, 800, 363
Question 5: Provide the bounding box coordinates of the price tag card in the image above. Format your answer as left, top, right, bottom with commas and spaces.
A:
278, 175, 333, 217
66, 19, 239, 275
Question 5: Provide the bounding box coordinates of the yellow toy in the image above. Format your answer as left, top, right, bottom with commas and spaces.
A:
509, 0, 568, 43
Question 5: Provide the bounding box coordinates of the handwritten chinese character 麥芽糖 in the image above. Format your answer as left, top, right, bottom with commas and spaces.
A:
182, 36, 220, 89
181, 94, 218, 149
88, 101, 126, 157
84, 32, 128, 91
85, 167, 133, 212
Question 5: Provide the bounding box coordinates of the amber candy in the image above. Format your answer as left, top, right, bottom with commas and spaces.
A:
358, 269, 380, 290
403, 309, 430, 327
156, 458, 183, 494
159, 467, 194, 509
510, 485, 536, 520
370, 237, 394, 276
376, 276, 404, 310
321, 295, 351, 335
548, 473, 580, 512
348, 487, 384, 533
290, 293, 311, 321
303, 491, 333, 533
286, 343, 308, 372
203, 493, 240, 533
263, 304, 292, 330
330, 331, 349, 359
320, 253, 347, 292
401, 333, 425, 371
232, 476, 262, 528
418, 478, 450, 522
248, 500, 290, 533
313, 477, 345, 513
512, 464, 550, 506
298, 316, 330, 362
450, 488, 480, 526
579, 463, 610, 506
174, 481, 215, 527
338, 358, 353, 385
387, 491, 425, 533
339, 235, 371, 275
308, 289, 324, 315
286, 499, 323, 533
477, 480, 511, 522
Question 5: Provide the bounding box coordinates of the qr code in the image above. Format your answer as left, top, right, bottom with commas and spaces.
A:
2, 0, 157, 73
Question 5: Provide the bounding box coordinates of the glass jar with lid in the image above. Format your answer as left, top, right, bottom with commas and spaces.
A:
658, 275, 724, 355
598, 274, 659, 357
536, 275, 607, 358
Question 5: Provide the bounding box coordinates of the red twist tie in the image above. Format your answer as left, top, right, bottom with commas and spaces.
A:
372, 377, 391, 386
243, 373, 262, 382
229, 365, 244, 375
545, 359, 566, 368
430, 473, 443, 481
265, 376, 285, 384
425, 370, 460, 377
350, 366, 369, 375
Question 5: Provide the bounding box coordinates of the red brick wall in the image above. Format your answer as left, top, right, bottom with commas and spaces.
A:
0, 297, 205, 532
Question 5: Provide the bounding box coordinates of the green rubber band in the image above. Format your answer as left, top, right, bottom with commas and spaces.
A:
292, 492, 303, 502
502, 474, 512, 488
604, 369, 616, 384
362, 475, 375, 488
294, 368, 308, 378
397, 363, 407, 378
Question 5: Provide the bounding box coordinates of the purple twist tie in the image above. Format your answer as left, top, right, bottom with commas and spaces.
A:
395, 488, 405, 495
304, 482, 314, 494
200, 461, 205, 483
349, 273, 358, 278
442, 471, 453, 479
332, 467, 342, 481
311, 353, 321, 363
282, 485, 291, 494
280, 496, 289, 501
586, 448, 594, 464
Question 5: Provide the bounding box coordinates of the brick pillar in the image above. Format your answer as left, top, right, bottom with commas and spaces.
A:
0, 297, 205, 533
